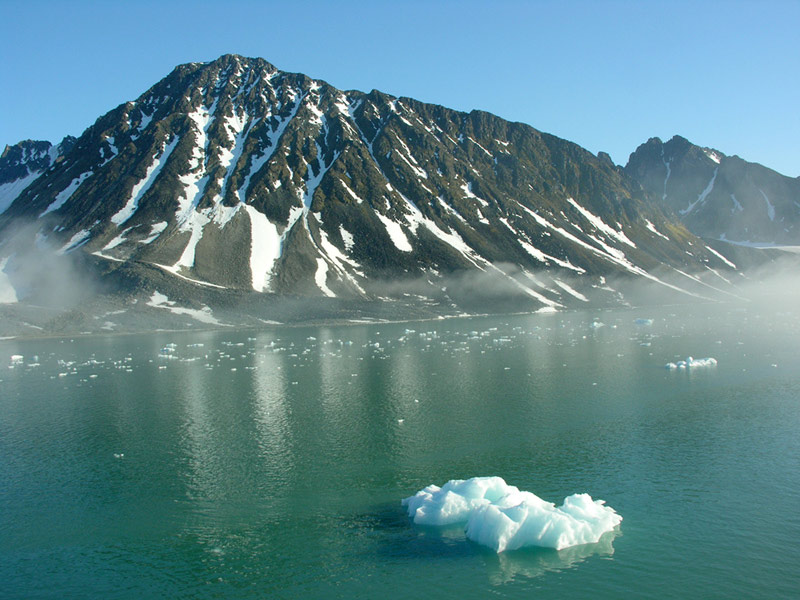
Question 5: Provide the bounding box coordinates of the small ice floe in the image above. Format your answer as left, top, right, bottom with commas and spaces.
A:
665, 356, 718, 370
402, 476, 621, 553
159, 344, 178, 359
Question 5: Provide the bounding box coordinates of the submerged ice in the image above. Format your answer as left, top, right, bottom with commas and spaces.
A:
401, 476, 622, 552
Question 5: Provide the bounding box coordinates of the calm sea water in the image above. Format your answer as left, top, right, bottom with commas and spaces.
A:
2, 304, 799, 599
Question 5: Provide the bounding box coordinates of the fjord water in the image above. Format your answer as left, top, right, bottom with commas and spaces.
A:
2, 304, 799, 599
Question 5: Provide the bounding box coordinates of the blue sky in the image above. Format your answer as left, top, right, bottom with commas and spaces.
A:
2, 0, 798, 176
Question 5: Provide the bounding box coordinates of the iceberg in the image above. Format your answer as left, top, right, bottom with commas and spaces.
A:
665, 356, 718, 369
402, 476, 622, 552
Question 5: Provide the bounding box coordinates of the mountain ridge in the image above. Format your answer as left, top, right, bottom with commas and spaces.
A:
0, 54, 785, 335
625, 134, 800, 246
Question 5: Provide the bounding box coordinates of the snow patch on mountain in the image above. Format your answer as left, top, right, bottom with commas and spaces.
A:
377, 212, 412, 252
554, 279, 589, 302
705, 245, 737, 269
112, 136, 179, 225
174, 211, 210, 270
245, 204, 280, 292
702, 148, 722, 164
176, 100, 218, 226
314, 258, 335, 297
760, 189, 776, 221
238, 92, 305, 202
566, 197, 636, 248
339, 226, 355, 251
644, 219, 670, 240
40, 171, 93, 217
460, 182, 489, 207
58, 229, 91, 254
0, 171, 41, 214
147, 290, 224, 325
142, 221, 168, 244
681, 168, 717, 215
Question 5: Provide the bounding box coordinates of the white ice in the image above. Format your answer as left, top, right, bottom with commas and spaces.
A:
402, 476, 621, 552
665, 356, 718, 369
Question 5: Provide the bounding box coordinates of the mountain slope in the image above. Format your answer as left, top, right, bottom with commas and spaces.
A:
0, 137, 75, 214
0, 55, 745, 325
626, 135, 800, 246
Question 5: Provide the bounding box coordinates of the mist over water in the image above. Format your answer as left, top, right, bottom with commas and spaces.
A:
0, 220, 98, 308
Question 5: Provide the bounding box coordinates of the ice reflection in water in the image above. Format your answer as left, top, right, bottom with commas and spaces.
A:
485, 529, 619, 585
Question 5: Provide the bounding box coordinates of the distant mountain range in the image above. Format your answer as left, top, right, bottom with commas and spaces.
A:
0, 55, 795, 334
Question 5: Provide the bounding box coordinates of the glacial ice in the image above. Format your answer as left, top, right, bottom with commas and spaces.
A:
665, 356, 718, 369
402, 476, 622, 552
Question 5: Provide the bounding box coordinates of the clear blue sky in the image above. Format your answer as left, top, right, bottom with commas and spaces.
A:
2, 0, 798, 176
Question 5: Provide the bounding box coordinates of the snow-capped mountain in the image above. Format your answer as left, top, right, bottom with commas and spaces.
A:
626, 135, 800, 247
0, 137, 75, 214
0, 55, 747, 324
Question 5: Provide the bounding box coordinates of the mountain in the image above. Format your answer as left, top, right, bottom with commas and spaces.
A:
0, 55, 757, 334
625, 135, 800, 246
0, 137, 76, 213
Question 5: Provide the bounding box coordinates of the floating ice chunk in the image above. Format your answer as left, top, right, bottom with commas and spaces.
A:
665, 356, 718, 369
402, 476, 621, 552
467, 491, 622, 553
402, 477, 513, 526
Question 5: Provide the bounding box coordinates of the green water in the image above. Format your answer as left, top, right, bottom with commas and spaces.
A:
2, 304, 799, 598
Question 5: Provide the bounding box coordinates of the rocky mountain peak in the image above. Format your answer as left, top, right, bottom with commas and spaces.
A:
0, 55, 755, 327
626, 133, 800, 245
